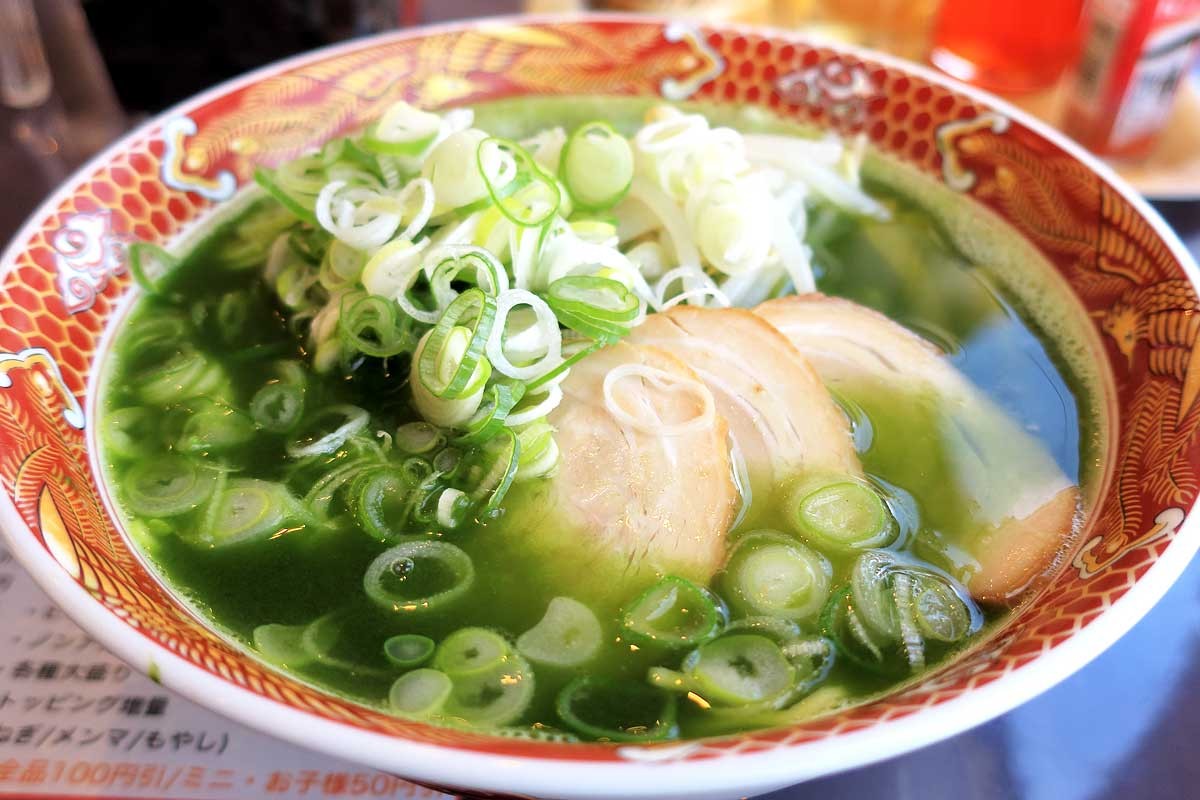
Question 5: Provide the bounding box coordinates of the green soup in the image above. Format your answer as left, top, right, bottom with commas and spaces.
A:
99, 96, 1104, 743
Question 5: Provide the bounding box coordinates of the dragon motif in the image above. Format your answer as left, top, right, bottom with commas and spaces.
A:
182, 24, 685, 179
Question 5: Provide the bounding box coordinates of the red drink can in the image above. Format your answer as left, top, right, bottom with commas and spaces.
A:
1064, 0, 1200, 158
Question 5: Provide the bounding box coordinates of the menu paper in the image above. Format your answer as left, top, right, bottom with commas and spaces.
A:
0, 544, 454, 800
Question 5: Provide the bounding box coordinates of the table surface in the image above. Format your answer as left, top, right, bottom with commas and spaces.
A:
2, 6, 1200, 799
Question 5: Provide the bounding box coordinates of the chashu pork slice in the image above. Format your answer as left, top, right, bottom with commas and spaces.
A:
756, 293, 1080, 604
504, 340, 738, 600
627, 306, 861, 514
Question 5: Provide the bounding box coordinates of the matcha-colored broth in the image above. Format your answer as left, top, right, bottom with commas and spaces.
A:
100, 96, 1094, 740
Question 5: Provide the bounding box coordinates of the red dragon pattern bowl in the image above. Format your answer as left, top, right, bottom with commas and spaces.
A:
1, 15, 1198, 800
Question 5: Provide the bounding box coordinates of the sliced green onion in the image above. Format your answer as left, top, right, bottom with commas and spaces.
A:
353, 469, 416, 542
621, 576, 722, 649
177, 402, 256, 453
456, 379, 525, 444
433, 627, 512, 677
383, 634, 436, 669
135, 347, 227, 405
555, 677, 677, 743
128, 242, 180, 295
568, 218, 619, 243
212, 292, 252, 344
524, 338, 605, 392
286, 404, 369, 458
389, 669, 453, 718
304, 458, 373, 524
435, 487, 470, 529
462, 427, 519, 514
681, 634, 797, 707
560, 122, 634, 211
544, 275, 641, 341
428, 247, 509, 308
321, 136, 383, 178
250, 383, 306, 433
423, 129, 493, 211
363, 539, 475, 613
254, 166, 318, 225
122, 456, 215, 518
395, 422, 444, 455
363, 102, 442, 156
416, 289, 496, 399
205, 479, 298, 546
442, 654, 535, 727
911, 572, 975, 642
320, 239, 367, 289
514, 419, 559, 479
118, 315, 189, 372
252, 623, 314, 668
299, 612, 390, 677
783, 636, 837, 697
820, 586, 901, 675
478, 137, 560, 227
339, 293, 418, 358
790, 479, 896, 551
213, 200, 297, 270
724, 616, 804, 645
722, 532, 831, 623
646, 666, 691, 693
101, 407, 157, 459
849, 550, 902, 639
517, 597, 603, 667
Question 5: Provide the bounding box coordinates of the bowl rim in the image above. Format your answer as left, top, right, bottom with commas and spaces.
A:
2, 12, 1199, 798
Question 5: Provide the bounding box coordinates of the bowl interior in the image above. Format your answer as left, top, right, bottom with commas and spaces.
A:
1, 15, 1198, 796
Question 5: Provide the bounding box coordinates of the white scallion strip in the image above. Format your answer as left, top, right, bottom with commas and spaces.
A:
602, 364, 716, 437
309, 287, 355, 345
360, 238, 431, 317
396, 177, 435, 242
286, 404, 370, 458
627, 177, 701, 268
769, 199, 816, 293
505, 384, 563, 428
634, 108, 707, 156
436, 488, 467, 528
315, 181, 402, 251
742, 132, 845, 169
654, 266, 731, 311
685, 175, 772, 276
522, 126, 567, 173
509, 224, 543, 291
374, 102, 442, 148
516, 434, 559, 479
487, 290, 563, 381
428, 245, 509, 310
624, 239, 669, 282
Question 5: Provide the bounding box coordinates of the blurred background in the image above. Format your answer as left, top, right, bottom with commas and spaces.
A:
2, 0, 1198, 242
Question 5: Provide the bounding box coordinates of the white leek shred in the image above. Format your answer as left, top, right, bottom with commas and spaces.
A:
487, 290, 563, 381
436, 487, 467, 528
505, 384, 564, 427
287, 98, 881, 459
286, 404, 370, 458
315, 181, 402, 252
602, 364, 716, 437
515, 433, 560, 479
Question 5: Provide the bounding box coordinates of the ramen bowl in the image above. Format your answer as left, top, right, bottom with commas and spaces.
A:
1, 15, 1198, 800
